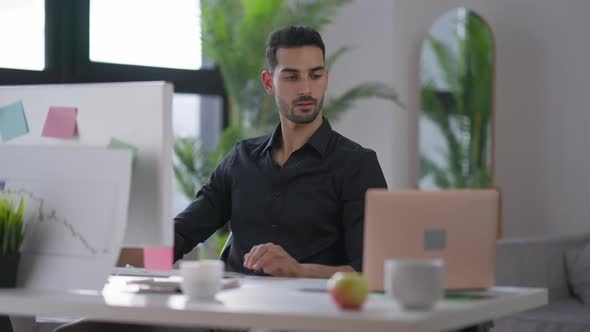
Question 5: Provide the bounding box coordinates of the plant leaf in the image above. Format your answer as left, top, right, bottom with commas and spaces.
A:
0, 194, 25, 254
326, 46, 350, 68
323, 82, 405, 121
420, 156, 451, 189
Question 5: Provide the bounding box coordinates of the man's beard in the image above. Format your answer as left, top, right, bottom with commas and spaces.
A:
277, 95, 324, 124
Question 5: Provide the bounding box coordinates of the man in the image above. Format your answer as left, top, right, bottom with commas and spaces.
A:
54, 25, 386, 332
174, 25, 387, 278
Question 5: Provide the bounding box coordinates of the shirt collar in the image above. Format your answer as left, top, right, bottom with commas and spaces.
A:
262, 117, 332, 158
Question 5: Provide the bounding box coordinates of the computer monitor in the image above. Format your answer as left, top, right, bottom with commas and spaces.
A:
0, 145, 134, 290
0, 81, 174, 247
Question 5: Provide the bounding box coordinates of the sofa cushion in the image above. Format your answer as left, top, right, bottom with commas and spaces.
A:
496, 237, 577, 301
494, 299, 590, 332
565, 242, 590, 305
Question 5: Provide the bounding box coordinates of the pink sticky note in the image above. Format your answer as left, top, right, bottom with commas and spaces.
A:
143, 246, 173, 270
42, 106, 78, 139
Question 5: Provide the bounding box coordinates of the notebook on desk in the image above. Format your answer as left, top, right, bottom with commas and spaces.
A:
363, 189, 499, 291
112, 266, 178, 277
111, 266, 244, 279
120, 276, 241, 294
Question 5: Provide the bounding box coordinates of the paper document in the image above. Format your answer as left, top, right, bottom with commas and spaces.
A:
121, 276, 241, 294
0, 146, 132, 291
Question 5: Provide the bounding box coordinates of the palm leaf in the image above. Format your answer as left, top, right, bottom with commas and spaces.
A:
173, 138, 198, 174
326, 46, 350, 69
323, 82, 405, 121
420, 156, 451, 189
421, 83, 464, 186
288, 0, 352, 28
426, 35, 460, 93
210, 126, 244, 167
173, 138, 216, 198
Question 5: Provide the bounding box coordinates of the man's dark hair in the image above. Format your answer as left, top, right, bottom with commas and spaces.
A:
265, 25, 326, 72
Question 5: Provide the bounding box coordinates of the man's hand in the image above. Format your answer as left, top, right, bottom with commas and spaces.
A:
243, 243, 302, 277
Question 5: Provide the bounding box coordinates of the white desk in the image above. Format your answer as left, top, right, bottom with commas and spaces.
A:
0, 276, 547, 332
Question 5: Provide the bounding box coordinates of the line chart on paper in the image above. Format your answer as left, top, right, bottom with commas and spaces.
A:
1, 178, 119, 258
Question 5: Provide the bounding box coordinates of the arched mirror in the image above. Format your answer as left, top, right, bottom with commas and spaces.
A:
419, 8, 494, 189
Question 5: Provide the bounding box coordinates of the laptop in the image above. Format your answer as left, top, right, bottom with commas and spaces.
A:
363, 189, 499, 291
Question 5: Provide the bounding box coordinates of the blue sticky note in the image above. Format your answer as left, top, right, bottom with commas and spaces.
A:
0, 101, 29, 141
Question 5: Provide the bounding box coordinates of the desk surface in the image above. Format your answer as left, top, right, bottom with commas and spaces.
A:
0, 276, 547, 332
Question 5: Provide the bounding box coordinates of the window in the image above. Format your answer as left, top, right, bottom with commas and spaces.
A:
0, 0, 45, 71
172, 93, 223, 214
89, 0, 202, 70
0, 0, 225, 98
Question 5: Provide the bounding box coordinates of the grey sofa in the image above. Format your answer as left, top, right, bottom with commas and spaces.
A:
493, 233, 590, 332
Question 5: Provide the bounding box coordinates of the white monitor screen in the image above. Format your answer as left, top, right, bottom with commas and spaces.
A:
0, 82, 174, 247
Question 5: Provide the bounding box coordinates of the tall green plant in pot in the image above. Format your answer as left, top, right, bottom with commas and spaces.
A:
174, 0, 404, 258
0, 193, 26, 288
419, 9, 494, 189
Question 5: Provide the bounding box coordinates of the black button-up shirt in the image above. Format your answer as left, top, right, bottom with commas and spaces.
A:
174, 118, 387, 274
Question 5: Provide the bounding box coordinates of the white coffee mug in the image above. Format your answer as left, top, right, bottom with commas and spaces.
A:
180, 260, 224, 301
384, 258, 444, 310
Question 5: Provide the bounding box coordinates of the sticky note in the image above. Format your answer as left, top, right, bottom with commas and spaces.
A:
42, 106, 78, 139
0, 101, 29, 141
107, 138, 139, 168
143, 246, 173, 270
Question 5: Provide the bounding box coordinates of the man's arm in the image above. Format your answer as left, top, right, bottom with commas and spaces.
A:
243, 243, 355, 278
299, 264, 356, 278
340, 150, 388, 271
173, 145, 237, 262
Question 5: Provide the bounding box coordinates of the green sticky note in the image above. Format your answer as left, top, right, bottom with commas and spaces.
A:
0, 101, 29, 141
108, 138, 139, 167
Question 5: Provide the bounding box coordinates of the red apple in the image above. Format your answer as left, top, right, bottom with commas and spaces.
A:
328, 272, 369, 310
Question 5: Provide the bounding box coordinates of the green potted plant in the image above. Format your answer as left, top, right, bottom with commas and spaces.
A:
0, 193, 25, 288
420, 9, 494, 189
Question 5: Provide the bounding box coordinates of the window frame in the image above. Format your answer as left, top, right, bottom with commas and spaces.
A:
0, 0, 228, 126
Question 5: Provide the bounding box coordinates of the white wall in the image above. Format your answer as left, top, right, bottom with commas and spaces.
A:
325, 0, 590, 238
322, 0, 401, 189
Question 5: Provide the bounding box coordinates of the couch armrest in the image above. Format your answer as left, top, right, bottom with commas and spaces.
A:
496, 233, 590, 302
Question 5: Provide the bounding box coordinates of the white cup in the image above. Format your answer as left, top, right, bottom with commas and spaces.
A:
384, 259, 444, 310
180, 260, 224, 301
